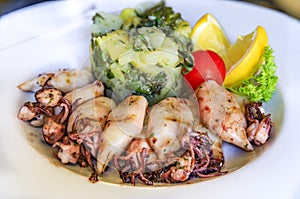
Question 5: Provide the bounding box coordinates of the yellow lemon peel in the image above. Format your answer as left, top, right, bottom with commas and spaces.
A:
191, 13, 230, 66
224, 26, 268, 87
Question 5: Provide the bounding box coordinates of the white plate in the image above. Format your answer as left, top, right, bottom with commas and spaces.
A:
1, 0, 300, 198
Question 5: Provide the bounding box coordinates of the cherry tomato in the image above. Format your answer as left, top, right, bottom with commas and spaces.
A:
184, 50, 226, 90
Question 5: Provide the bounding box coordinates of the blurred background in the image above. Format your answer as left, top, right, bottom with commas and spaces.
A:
0, 0, 299, 19
0, 0, 53, 16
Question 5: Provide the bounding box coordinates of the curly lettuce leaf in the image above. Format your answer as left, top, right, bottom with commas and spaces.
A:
227, 46, 278, 102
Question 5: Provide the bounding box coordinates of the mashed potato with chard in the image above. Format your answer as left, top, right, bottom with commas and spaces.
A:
90, 1, 194, 104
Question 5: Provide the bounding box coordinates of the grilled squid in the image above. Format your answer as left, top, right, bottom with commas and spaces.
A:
67, 96, 116, 157
96, 95, 148, 174
17, 69, 94, 93
195, 80, 253, 151
147, 97, 195, 159
64, 80, 105, 107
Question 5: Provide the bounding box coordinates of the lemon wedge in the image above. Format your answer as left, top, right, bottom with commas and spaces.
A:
223, 26, 268, 87
191, 13, 230, 63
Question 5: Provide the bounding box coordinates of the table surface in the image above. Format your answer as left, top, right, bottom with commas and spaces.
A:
0, 0, 284, 17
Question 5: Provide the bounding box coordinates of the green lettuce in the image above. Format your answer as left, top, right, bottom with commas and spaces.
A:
227, 46, 278, 102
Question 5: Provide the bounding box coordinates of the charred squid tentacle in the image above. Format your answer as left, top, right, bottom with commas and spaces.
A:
35, 87, 63, 107
17, 102, 53, 127
42, 117, 66, 145
53, 136, 80, 164
245, 102, 273, 146
41, 97, 71, 145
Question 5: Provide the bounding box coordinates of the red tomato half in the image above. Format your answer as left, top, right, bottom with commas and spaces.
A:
184, 50, 226, 90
